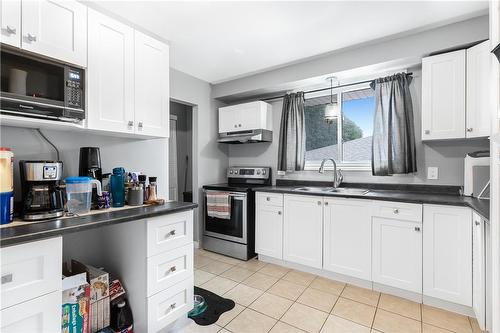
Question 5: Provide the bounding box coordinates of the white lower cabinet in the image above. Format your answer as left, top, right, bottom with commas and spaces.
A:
472, 212, 486, 330
0, 291, 61, 333
283, 195, 323, 269
255, 193, 283, 259
372, 217, 422, 293
323, 198, 372, 280
423, 204, 472, 306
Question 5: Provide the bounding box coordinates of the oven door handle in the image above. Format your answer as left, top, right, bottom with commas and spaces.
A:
203, 190, 248, 198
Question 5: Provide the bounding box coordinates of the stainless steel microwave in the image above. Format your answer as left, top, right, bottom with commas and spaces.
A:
0, 49, 85, 123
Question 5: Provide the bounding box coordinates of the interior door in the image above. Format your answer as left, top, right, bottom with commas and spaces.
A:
422, 50, 466, 140
87, 8, 134, 133
283, 195, 323, 269
372, 217, 422, 292
466, 40, 492, 138
1, 0, 21, 47
21, 0, 87, 66
134, 31, 169, 137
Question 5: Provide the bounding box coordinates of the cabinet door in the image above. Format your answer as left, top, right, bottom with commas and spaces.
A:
423, 205, 472, 306
219, 107, 240, 133
466, 40, 492, 138
256, 196, 283, 259
472, 212, 486, 330
323, 198, 372, 280
0, 291, 60, 333
21, 0, 87, 66
1, 0, 21, 47
283, 195, 323, 268
87, 9, 134, 134
372, 217, 422, 293
135, 31, 169, 137
422, 50, 466, 140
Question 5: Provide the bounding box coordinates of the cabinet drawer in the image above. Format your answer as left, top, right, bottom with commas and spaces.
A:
147, 244, 193, 297
257, 192, 283, 207
1, 237, 62, 310
147, 277, 194, 332
0, 290, 61, 333
147, 211, 193, 257
372, 201, 422, 222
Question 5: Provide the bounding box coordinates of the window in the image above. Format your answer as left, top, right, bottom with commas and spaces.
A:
304, 86, 375, 170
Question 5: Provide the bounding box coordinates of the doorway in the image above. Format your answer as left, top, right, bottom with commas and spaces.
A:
169, 101, 193, 202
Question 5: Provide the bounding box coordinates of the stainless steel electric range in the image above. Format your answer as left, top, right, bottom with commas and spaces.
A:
202, 166, 272, 260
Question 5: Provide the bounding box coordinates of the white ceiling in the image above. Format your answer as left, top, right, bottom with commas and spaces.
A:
90, 1, 488, 84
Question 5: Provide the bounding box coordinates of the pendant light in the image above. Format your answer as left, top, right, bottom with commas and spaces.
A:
324, 77, 340, 123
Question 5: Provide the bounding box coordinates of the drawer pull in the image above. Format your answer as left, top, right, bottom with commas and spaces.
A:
324, 202, 329, 206
475, 221, 481, 226
1, 273, 13, 284
278, 211, 282, 215
165, 266, 177, 275
414, 227, 421, 232
317, 201, 322, 206
266, 197, 270, 201
393, 209, 399, 214
166, 302, 177, 313
26, 33, 37, 42
6, 26, 16, 34
164, 230, 176, 238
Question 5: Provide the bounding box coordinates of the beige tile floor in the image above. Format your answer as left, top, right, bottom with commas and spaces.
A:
180, 249, 483, 333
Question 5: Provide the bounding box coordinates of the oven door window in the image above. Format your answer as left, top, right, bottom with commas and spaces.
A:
205, 194, 245, 240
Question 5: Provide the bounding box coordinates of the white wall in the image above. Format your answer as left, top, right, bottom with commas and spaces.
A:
0, 126, 169, 201
228, 69, 489, 186
170, 68, 228, 242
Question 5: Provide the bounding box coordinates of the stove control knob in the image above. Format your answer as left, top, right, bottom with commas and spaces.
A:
229, 170, 233, 174
262, 169, 266, 175
234, 170, 238, 174
257, 170, 261, 175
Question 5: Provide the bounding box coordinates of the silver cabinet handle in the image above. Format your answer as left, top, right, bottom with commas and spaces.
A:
26, 33, 37, 42
238, 124, 242, 127
266, 197, 270, 201
278, 211, 282, 215
166, 302, 176, 313
6, 26, 16, 34
164, 230, 176, 238
393, 209, 399, 214
317, 201, 322, 205
414, 226, 421, 231
138, 121, 143, 130
324, 202, 329, 206
467, 128, 473, 132
1, 273, 13, 284
475, 221, 481, 226
424, 130, 430, 134
234, 124, 237, 128
165, 266, 176, 275
127, 120, 133, 129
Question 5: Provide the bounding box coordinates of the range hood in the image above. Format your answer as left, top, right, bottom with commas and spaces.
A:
218, 101, 273, 144
218, 129, 273, 144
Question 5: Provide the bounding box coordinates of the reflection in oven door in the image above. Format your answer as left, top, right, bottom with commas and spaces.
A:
204, 192, 247, 244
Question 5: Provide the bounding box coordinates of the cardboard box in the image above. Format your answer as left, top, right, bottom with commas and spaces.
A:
62, 272, 90, 333
71, 260, 110, 333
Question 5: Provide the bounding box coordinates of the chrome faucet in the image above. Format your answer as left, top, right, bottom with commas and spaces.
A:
319, 158, 343, 188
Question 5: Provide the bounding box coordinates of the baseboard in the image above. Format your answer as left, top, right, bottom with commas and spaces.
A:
193, 240, 200, 249
373, 283, 422, 303
423, 295, 475, 317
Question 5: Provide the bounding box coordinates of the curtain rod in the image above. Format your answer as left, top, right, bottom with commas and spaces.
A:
261, 72, 413, 101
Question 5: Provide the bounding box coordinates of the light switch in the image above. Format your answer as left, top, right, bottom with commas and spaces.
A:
427, 167, 439, 180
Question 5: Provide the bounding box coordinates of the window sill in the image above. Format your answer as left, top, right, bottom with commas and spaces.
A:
304, 163, 371, 172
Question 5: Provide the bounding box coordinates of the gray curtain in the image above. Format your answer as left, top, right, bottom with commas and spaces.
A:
277, 92, 306, 172
370, 73, 417, 176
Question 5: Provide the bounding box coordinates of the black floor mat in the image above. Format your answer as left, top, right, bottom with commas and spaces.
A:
188, 286, 235, 326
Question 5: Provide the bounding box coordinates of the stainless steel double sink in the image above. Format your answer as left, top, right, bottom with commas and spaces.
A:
293, 186, 370, 195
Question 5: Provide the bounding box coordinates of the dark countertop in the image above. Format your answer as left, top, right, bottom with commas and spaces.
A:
0, 201, 198, 247
255, 186, 490, 220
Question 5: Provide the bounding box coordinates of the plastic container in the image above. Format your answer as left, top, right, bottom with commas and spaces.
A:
110, 299, 133, 332
0, 148, 14, 224
110, 167, 125, 207
65, 177, 102, 215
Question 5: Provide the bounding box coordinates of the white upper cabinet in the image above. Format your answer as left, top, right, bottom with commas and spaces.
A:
1, 0, 21, 47
372, 216, 422, 293
134, 31, 170, 137
87, 9, 134, 134
422, 50, 466, 140
466, 40, 492, 138
219, 101, 272, 133
283, 195, 323, 269
21, 0, 87, 67
323, 198, 372, 280
423, 204, 472, 306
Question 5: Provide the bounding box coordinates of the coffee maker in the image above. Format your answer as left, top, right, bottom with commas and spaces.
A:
19, 160, 64, 220
79, 147, 102, 209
